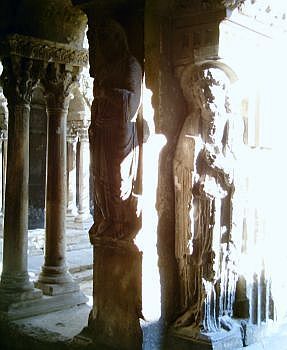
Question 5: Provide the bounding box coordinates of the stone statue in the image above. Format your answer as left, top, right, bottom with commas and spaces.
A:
88, 19, 142, 241
173, 61, 237, 333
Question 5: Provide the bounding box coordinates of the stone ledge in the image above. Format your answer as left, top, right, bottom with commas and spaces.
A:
0, 291, 88, 321
0, 304, 90, 350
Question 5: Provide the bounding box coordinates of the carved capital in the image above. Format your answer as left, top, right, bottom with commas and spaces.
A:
0, 34, 88, 67
67, 121, 78, 142
77, 122, 90, 142
42, 63, 80, 111
0, 55, 45, 106
223, 0, 245, 9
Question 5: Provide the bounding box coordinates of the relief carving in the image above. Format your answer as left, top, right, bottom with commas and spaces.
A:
88, 19, 142, 242
174, 61, 238, 333
42, 63, 80, 110
0, 56, 45, 106
0, 34, 88, 67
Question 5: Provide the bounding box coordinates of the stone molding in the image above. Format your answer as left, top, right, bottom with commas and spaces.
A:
0, 34, 88, 67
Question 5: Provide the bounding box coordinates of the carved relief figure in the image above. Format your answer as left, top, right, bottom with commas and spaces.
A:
174, 62, 237, 333
88, 20, 142, 241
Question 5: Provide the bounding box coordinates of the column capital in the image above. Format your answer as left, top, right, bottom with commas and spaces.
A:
76, 121, 90, 142
0, 34, 88, 67
42, 63, 80, 111
0, 55, 45, 106
67, 121, 78, 143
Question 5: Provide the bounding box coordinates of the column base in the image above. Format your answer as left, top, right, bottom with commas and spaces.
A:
74, 212, 93, 225
66, 209, 77, 222
36, 280, 80, 296
88, 237, 143, 350
0, 285, 43, 321
67, 215, 93, 230
167, 323, 243, 350
0, 289, 87, 321
236, 319, 267, 347
1, 271, 35, 291
36, 265, 80, 296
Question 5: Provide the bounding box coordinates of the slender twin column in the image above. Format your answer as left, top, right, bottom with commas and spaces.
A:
66, 128, 78, 219
75, 123, 91, 222
36, 63, 80, 295
0, 56, 42, 301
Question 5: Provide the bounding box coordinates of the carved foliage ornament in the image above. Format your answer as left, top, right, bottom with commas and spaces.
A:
0, 34, 88, 67
43, 63, 80, 111
0, 55, 46, 106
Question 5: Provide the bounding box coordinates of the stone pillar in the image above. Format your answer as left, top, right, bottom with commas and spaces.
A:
75, 123, 92, 223
0, 90, 8, 222
66, 126, 78, 220
0, 56, 42, 305
36, 63, 84, 298
73, 16, 143, 350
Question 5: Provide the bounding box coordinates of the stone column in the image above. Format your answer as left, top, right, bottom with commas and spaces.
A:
66, 125, 78, 220
0, 90, 8, 222
36, 63, 84, 297
75, 123, 92, 223
0, 56, 42, 303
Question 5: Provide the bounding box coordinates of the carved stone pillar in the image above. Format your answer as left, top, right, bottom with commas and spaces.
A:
75, 123, 92, 223
0, 55, 43, 306
170, 61, 243, 350
36, 63, 84, 299
73, 16, 143, 350
66, 124, 78, 220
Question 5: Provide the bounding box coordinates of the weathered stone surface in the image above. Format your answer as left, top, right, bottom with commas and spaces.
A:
79, 239, 142, 350
167, 324, 243, 349
88, 19, 142, 241
172, 61, 240, 345
36, 63, 80, 295
0, 55, 44, 303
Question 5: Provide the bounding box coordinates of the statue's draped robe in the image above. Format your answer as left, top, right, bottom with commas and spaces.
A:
89, 55, 142, 240
174, 114, 236, 332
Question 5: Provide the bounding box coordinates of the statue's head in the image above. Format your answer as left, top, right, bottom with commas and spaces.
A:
181, 61, 237, 143
88, 19, 129, 76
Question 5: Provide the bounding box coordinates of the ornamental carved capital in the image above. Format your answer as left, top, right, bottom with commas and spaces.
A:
0, 55, 45, 106
67, 121, 78, 142
0, 34, 88, 67
77, 122, 90, 142
42, 63, 80, 111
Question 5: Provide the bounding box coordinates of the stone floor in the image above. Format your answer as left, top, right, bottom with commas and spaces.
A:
1, 227, 287, 349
